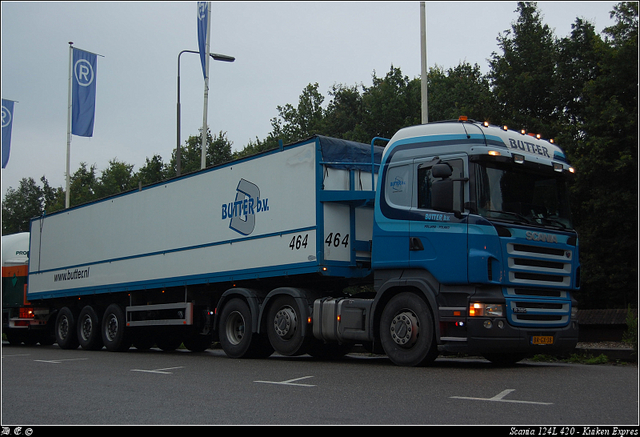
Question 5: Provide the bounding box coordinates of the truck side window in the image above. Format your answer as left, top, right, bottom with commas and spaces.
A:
385, 164, 412, 208
417, 159, 464, 211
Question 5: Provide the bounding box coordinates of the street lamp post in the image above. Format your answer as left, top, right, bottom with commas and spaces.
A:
176, 50, 234, 176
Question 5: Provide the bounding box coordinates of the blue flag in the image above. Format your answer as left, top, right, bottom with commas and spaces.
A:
2, 99, 15, 169
72, 48, 98, 137
197, 2, 209, 79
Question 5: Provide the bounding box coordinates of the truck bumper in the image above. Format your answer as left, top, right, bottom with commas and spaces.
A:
439, 318, 579, 356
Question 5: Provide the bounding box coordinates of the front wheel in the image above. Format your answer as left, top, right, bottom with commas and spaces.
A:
380, 292, 438, 367
482, 353, 527, 366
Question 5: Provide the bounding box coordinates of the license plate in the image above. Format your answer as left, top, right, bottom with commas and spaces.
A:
532, 336, 554, 345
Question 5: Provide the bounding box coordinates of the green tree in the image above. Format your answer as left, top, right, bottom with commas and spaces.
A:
427, 62, 498, 123
68, 162, 99, 207
134, 154, 168, 187
95, 159, 136, 199
557, 2, 638, 308
360, 65, 421, 140
488, 2, 558, 136
270, 82, 325, 143
167, 129, 233, 176
2, 177, 46, 234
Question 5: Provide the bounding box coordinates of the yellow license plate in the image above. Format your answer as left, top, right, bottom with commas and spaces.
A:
532, 336, 554, 345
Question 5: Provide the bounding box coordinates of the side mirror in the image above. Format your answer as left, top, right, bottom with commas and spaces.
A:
432, 163, 453, 179
432, 163, 454, 212
432, 178, 454, 212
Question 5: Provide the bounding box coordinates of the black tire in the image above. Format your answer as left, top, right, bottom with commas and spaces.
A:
155, 330, 183, 351
101, 304, 131, 352
77, 305, 103, 350
183, 333, 212, 352
266, 295, 311, 356
380, 292, 438, 367
55, 307, 79, 350
307, 340, 352, 360
482, 353, 527, 366
131, 329, 155, 351
219, 298, 273, 358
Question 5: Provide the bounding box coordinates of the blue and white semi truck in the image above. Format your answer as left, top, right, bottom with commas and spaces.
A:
25, 119, 580, 366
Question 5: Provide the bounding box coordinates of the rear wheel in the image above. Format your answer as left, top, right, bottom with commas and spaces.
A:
55, 307, 79, 350
380, 292, 438, 367
101, 304, 131, 352
77, 305, 103, 350
266, 295, 311, 356
219, 298, 272, 358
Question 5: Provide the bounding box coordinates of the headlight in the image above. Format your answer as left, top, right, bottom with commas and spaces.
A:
469, 303, 504, 317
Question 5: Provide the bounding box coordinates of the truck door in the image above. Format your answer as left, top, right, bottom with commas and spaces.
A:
409, 157, 468, 284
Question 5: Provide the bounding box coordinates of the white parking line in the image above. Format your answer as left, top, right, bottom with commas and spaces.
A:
451, 389, 553, 405
131, 366, 185, 374
34, 358, 89, 364
254, 376, 316, 387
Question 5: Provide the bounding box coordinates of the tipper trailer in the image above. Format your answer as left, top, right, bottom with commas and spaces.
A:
25, 119, 580, 366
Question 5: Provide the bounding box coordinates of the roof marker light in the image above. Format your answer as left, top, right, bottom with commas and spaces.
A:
458, 115, 468, 121
502, 125, 508, 131
483, 121, 489, 127
488, 150, 501, 156
520, 129, 526, 135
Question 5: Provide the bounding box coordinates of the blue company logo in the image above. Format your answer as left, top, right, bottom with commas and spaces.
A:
221, 179, 269, 235
389, 176, 406, 193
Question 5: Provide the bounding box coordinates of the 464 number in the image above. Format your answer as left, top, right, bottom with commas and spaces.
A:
288, 233, 350, 250
325, 232, 349, 248
289, 234, 308, 250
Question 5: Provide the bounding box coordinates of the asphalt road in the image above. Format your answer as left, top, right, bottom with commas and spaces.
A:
2, 343, 638, 426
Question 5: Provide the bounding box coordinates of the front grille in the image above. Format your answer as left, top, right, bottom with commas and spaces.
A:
507, 243, 572, 287
504, 287, 571, 328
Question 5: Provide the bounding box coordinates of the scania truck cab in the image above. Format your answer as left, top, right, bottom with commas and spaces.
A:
370, 118, 579, 365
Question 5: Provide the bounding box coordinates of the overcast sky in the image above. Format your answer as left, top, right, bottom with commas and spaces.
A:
1, 1, 619, 194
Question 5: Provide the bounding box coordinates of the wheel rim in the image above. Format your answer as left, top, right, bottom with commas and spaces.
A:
105, 314, 119, 342
273, 306, 297, 340
58, 315, 70, 340
225, 310, 246, 345
80, 315, 93, 341
390, 310, 419, 348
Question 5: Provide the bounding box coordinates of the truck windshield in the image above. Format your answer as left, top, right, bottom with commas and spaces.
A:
473, 161, 573, 230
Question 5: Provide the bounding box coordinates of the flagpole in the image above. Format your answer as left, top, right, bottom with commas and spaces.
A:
420, 2, 428, 124
66, 42, 74, 208
200, 1, 211, 170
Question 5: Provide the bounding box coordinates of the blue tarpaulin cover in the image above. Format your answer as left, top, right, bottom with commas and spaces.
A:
314, 135, 384, 171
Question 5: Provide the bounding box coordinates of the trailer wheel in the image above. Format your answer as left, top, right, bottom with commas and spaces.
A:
101, 304, 131, 352
266, 295, 311, 356
380, 292, 438, 367
155, 331, 183, 351
77, 305, 103, 350
219, 298, 273, 358
183, 333, 212, 352
55, 307, 79, 350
